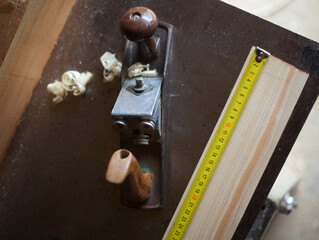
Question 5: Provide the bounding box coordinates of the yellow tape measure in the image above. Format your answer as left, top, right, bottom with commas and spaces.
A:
167, 47, 270, 240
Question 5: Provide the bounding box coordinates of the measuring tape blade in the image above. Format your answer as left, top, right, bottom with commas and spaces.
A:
167, 47, 270, 240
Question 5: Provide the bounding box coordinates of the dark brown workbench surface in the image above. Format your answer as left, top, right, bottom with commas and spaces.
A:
1, 0, 318, 239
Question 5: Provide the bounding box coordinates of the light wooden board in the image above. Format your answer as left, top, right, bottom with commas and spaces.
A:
0, 0, 76, 160
164, 47, 308, 239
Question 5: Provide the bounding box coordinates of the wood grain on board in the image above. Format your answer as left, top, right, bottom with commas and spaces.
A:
0, 0, 76, 160
164, 47, 308, 239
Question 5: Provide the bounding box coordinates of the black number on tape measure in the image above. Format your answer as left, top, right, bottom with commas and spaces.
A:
212, 152, 217, 157
243, 86, 248, 90
195, 188, 200, 194
185, 209, 190, 215
237, 101, 242, 105
223, 130, 227, 134
233, 108, 238, 112
209, 160, 214, 164
175, 231, 180, 236
182, 216, 187, 222
178, 224, 184, 229
219, 138, 224, 142
202, 174, 207, 179
198, 181, 204, 186
216, 145, 221, 150
205, 167, 210, 172
240, 93, 245, 97
188, 202, 194, 207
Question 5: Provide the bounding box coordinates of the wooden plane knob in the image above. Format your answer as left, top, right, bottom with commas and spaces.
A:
120, 7, 158, 55
106, 149, 152, 203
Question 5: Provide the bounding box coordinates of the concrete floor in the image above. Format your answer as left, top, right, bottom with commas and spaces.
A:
222, 1, 319, 239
